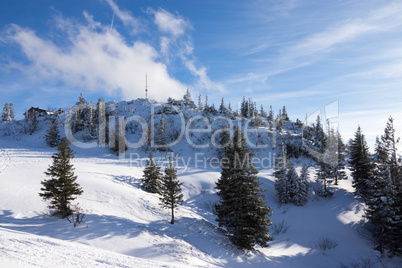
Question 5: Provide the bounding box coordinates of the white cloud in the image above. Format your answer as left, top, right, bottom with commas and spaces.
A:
152, 8, 189, 37
4, 18, 186, 101
183, 59, 225, 93
105, 0, 141, 32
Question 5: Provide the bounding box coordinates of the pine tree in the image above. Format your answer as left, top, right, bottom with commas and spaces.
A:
286, 161, 298, 200
380, 117, 400, 186
292, 164, 310, 206
183, 89, 196, 108
141, 152, 162, 194
260, 105, 267, 117
39, 138, 83, 218
76, 92, 87, 106
316, 162, 334, 197
8, 102, 14, 121
111, 118, 127, 155
204, 95, 209, 111
282, 106, 289, 121
274, 144, 289, 203
85, 102, 97, 140
333, 131, 348, 185
159, 157, 183, 224
215, 126, 273, 250
216, 126, 232, 158
45, 118, 61, 147
198, 94, 203, 111
366, 117, 402, 255
268, 105, 274, 130
156, 113, 168, 151
325, 128, 347, 185
26, 113, 38, 135
219, 98, 226, 114
209, 103, 218, 114
96, 97, 106, 147
314, 115, 326, 153
349, 126, 374, 198
2, 102, 9, 121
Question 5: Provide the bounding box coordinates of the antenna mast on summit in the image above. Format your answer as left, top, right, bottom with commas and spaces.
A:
145, 73, 148, 99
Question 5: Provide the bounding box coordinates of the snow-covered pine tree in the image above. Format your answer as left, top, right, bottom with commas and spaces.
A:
39, 138, 83, 218
286, 161, 298, 200
141, 152, 162, 194
1, 102, 9, 121
298, 164, 311, 205
155, 113, 168, 151
84, 102, 98, 141
268, 105, 274, 130
380, 117, 400, 186
72, 109, 85, 133
314, 115, 326, 153
282, 106, 289, 121
183, 89, 196, 108
325, 128, 347, 185
216, 126, 232, 158
333, 130, 348, 185
96, 97, 106, 146
260, 104, 267, 118
204, 95, 209, 111
159, 157, 183, 224
198, 94, 203, 111
26, 112, 38, 135
276, 113, 283, 133
274, 144, 289, 203
8, 102, 14, 121
115, 118, 127, 155
219, 97, 226, 114
288, 162, 310, 206
209, 103, 218, 114
315, 162, 334, 197
76, 92, 87, 105
366, 117, 402, 255
349, 126, 374, 199
215, 126, 273, 250
45, 118, 61, 147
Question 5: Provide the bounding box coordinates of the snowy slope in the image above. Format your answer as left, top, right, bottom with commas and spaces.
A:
0, 100, 401, 267
0, 227, 187, 268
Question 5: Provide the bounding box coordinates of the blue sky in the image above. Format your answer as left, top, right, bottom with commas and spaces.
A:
1, 0, 401, 147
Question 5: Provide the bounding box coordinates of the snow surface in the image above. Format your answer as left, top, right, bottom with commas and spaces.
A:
0, 100, 401, 267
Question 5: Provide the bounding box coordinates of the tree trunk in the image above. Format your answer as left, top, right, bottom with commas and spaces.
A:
170, 205, 174, 224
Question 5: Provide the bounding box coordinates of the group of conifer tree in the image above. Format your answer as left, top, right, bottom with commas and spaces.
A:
140, 153, 183, 225
141, 126, 274, 250
274, 144, 310, 206
349, 117, 402, 255
1, 102, 15, 122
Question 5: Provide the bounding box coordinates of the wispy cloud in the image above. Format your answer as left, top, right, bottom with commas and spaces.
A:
105, 0, 141, 32
184, 59, 225, 93
152, 8, 189, 37
278, 2, 402, 69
